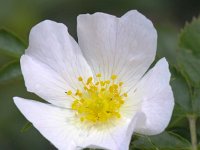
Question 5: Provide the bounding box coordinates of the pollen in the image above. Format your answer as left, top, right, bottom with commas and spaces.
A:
66, 90, 72, 95
111, 74, 117, 80
78, 76, 83, 81
66, 73, 128, 124
96, 73, 102, 78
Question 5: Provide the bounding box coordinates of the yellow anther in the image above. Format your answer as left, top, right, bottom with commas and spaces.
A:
78, 76, 83, 81
105, 80, 110, 84
113, 84, 118, 89
119, 100, 124, 104
114, 93, 120, 97
111, 74, 117, 80
66, 90, 72, 95
100, 81, 105, 86
109, 86, 113, 92
80, 99, 84, 103
101, 88, 105, 91
75, 90, 82, 96
124, 93, 128, 97
71, 103, 77, 110
87, 77, 93, 84
75, 89, 79, 95
90, 85, 96, 91
68, 73, 127, 124
80, 117, 84, 122
96, 73, 102, 78
119, 82, 123, 86
116, 113, 121, 118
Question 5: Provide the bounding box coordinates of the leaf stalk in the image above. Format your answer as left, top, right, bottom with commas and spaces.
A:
188, 115, 197, 150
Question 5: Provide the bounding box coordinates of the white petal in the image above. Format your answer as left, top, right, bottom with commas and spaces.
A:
23, 20, 93, 105
79, 127, 118, 150
133, 58, 174, 135
13, 97, 78, 150
78, 115, 140, 150
14, 97, 141, 150
110, 112, 143, 150
21, 55, 73, 108
77, 10, 157, 88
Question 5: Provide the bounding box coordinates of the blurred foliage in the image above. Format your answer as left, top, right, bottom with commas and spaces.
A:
0, 60, 21, 84
179, 17, 200, 56
0, 29, 26, 58
0, 0, 200, 150
132, 132, 191, 150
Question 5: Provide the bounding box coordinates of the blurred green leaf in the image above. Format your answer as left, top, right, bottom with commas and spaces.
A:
177, 50, 200, 88
178, 16, 200, 88
193, 88, 200, 116
197, 121, 200, 137
169, 106, 187, 128
157, 25, 178, 64
171, 67, 192, 114
168, 67, 192, 128
0, 60, 22, 84
132, 131, 191, 150
179, 17, 200, 56
176, 17, 200, 150
21, 122, 32, 133
0, 29, 26, 58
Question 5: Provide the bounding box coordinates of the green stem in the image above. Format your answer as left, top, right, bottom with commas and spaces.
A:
188, 115, 197, 150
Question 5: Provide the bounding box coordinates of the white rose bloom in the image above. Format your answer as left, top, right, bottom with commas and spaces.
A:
13, 10, 174, 150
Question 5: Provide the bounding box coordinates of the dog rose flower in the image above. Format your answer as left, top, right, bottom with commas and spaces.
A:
14, 10, 174, 150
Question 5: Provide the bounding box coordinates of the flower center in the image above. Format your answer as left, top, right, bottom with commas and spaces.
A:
66, 73, 128, 124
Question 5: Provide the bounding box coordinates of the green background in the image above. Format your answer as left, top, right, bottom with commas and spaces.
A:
0, 0, 200, 149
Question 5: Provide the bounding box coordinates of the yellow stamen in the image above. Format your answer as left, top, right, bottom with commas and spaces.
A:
96, 73, 102, 78
66, 90, 72, 95
119, 82, 123, 86
78, 76, 83, 81
111, 74, 117, 80
67, 74, 127, 124
124, 93, 128, 97
87, 77, 93, 84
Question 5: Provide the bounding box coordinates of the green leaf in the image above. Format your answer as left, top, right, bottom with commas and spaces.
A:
179, 17, 200, 56
0, 60, 22, 84
176, 50, 200, 117
170, 67, 192, 114
168, 67, 192, 127
157, 26, 178, 64
21, 122, 32, 133
0, 29, 26, 58
176, 19, 200, 143
169, 106, 187, 128
193, 87, 200, 116
177, 50, 200, 88
131, 131, 191, 150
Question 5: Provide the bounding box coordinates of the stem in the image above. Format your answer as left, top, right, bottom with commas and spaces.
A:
188, 115, 197, 150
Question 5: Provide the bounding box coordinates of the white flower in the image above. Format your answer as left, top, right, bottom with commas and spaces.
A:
13, 10, 174, 150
